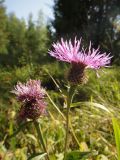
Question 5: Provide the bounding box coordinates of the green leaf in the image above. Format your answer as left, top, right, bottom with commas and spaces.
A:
97, 154, 108, 160
46, 91, 65, 120
27, 152, 47, 160
8, 121, 32, 138
46, 91, 80, 147
71, 102, 111, 113
112, 118, 120, 160
64, 151, 91, 160
26, 133, 37, 142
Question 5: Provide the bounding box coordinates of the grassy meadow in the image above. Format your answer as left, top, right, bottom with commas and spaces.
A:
0, 63, 120, 160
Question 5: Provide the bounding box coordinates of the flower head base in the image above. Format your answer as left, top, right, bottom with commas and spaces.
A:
49, 38, 112, 84
12, 80, 46, 120
67, 62, 88, 84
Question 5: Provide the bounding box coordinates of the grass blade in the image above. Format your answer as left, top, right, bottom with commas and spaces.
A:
112, 118, 120, 160
27, 152, 47, 160
71, 101, 111, 113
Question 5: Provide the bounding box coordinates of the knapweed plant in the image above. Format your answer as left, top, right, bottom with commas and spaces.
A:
12, 37, 112, 160
49, 37, 112, 159
12, 80, 50, 160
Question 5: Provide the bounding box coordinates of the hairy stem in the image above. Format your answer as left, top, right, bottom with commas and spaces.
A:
64, 85, 76, 159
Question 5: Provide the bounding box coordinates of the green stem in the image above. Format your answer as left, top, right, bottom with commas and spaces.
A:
46, 91, 80, 147
64, 85, 76, 159
64, 97, 70, 151
33, 120, 50, 160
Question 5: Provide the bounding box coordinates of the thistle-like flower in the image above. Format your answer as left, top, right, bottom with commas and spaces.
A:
12, 80, 46, 120
49, 38, 112, 84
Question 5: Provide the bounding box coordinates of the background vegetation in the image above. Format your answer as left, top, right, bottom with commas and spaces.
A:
0, 0, 120, 159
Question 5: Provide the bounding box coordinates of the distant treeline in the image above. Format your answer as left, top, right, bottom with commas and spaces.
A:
0, 0, 120, 67
0, 1, 51, 67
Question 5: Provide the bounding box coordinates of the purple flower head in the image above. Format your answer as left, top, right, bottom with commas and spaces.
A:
12, 80, 46, 120
49, 38, 112, 84
49, 38, 112, 69
12, 79, 45, 102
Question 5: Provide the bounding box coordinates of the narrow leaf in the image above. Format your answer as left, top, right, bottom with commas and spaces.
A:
8, 121, 32, 138
71, 102, 111, 113
27, 152, 47, 160
112, 118, 120, 160
64, 151, 91, 160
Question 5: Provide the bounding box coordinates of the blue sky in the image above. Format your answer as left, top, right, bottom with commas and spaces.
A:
4, 0, 54, 23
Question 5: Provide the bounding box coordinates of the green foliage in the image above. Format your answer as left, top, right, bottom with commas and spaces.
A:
6, 13, 26, 65
65, 151, 91, 160
0, 5, 50, 66
25, 14, 49, 65
0, 65, 119, 159
28, 152, 47, 160
0, 1, 8, 54
112, 118, 120, 160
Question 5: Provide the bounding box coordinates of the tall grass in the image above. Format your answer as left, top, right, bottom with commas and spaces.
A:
0, 64, 119, 159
